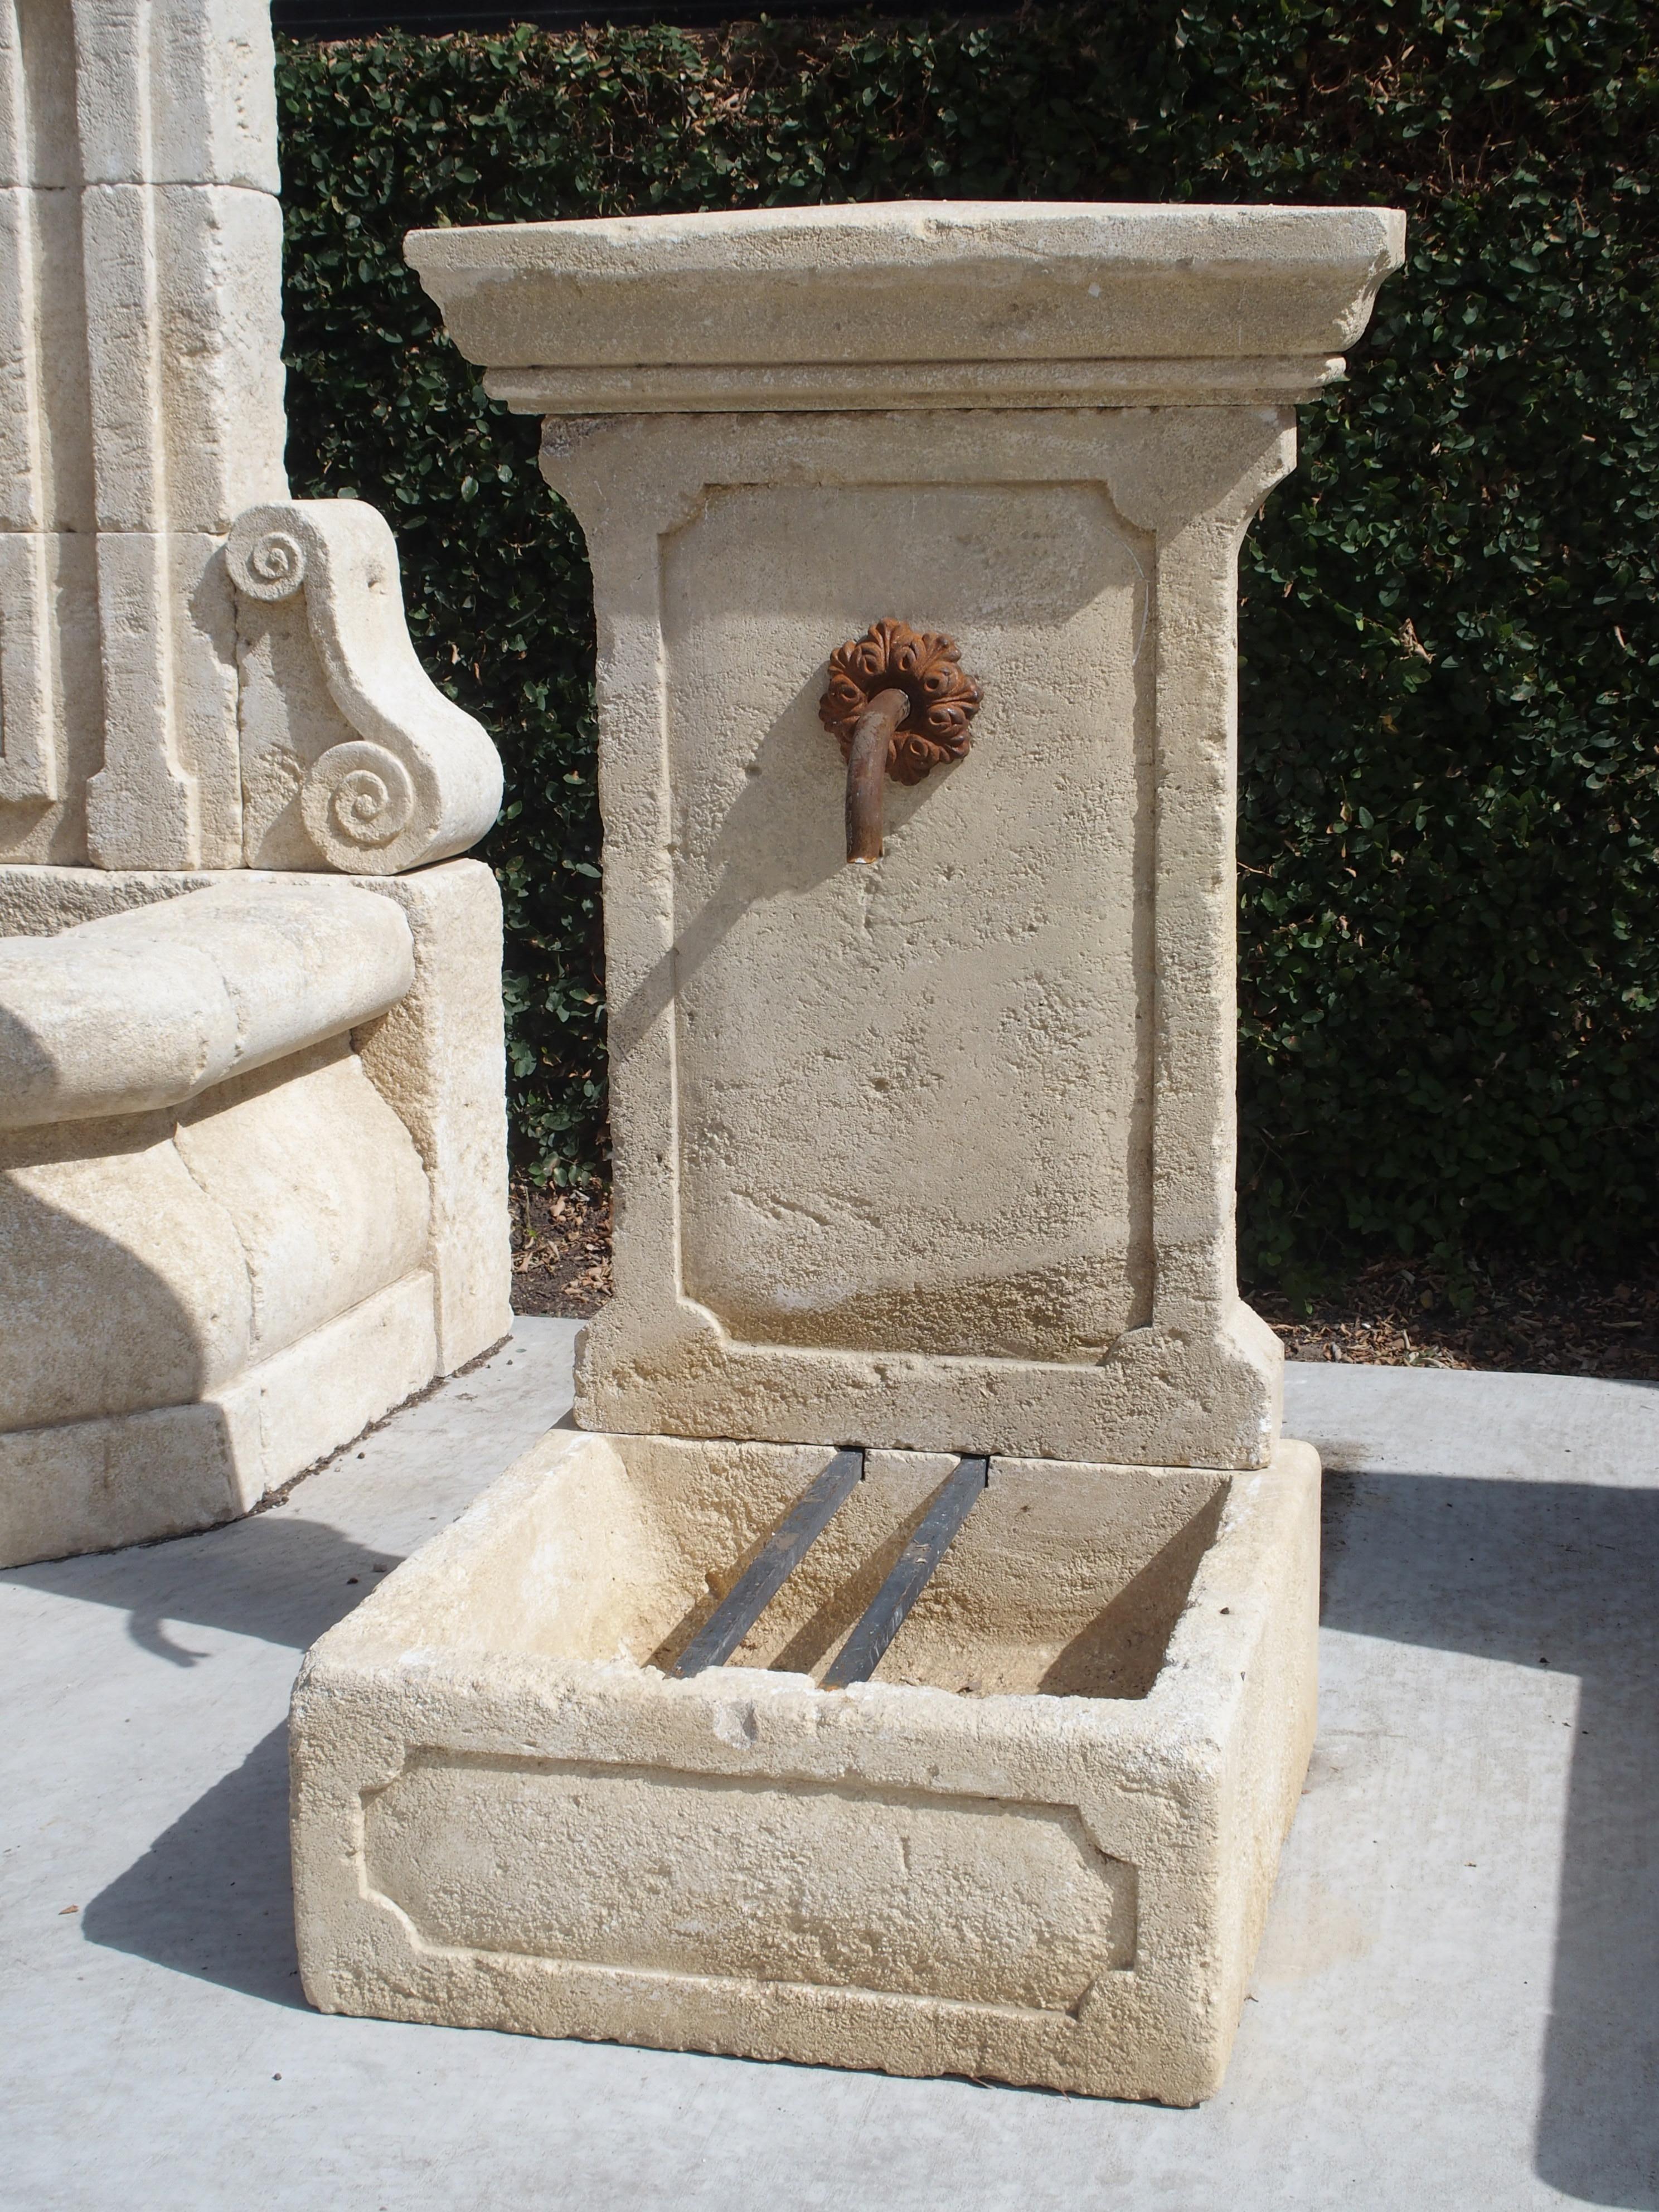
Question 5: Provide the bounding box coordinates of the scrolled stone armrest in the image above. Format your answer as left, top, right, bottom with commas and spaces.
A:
0, 879, 416, 1128
227, 499, 505, 875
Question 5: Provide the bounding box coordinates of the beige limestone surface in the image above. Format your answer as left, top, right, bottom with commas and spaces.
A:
0, 860, 512, 1565
0, 0, 288, 868
0, 1, 511, 1565
0, 1269, 436, 1565
0, 0, 503, 874
415, 201, 1402, 1470
227, 498, 502, 875
409, 199, 1405, 413
548, 405, 1290, 1467
289, 197, 1395, 2100
0, 874, 414, 1124
290, 1425, 1320, 2103
557, 406, 1284, 1464
349, 858, 513, 1373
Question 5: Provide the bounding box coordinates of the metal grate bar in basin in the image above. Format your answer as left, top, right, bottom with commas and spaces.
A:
821, 1454, 989, 1689
670, 1448, 864, 1677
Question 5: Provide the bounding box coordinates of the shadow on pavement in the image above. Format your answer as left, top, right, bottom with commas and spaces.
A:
35, 1516, 400, 2006
1321, 1471, 1659, 2211
36, 1453, 1659, 2196
81, 1723, 305, 2008
5, 1514, 404, 1662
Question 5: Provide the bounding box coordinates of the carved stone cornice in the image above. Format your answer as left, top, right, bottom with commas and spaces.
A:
408, 200, 1405, 418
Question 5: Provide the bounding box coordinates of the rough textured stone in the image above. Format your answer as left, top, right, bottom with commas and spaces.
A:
323, 197, 1402, 2101
0, 177, 96, 532
0, 2, 286, 869
227, 499, 502, 875
411, 204, 1399, 1468
408, 199, 1405, 410
0, 1268, 436, 1565
172, 1041, 431, 1361
1, 1103, 259, 1424
351, 858, 513, 1374
0, 864, 510, 1565
0, 1039, 428, 1428
467, 398, 1311, 1464
0, 0, 501, 875
0, 857, 512, 1372
0, 0, 511, 1566
641, 404, 1282, 1467
291, 1424, 1321, 2104
79, 182, 286, 536
0, 875, 415, 1124
62, 0, 281, 193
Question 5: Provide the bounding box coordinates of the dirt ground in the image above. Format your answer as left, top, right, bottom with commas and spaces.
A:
1251, 1254, 1659, 1378
510, 1181, 614, 1319
511, 1182, 1659, 1382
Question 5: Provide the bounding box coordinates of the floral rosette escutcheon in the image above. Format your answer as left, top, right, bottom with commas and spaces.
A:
818, 619, 982, 785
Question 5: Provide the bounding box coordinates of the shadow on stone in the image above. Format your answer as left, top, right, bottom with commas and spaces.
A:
1038, 1489, 1226, 1700
80, 1722, 306, 2009
1321, 1471, 1659, 2211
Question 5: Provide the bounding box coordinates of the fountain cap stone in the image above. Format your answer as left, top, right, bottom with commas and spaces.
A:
407, 198, 1406, 413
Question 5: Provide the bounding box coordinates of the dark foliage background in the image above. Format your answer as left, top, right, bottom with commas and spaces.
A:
276, 1, 1659, 1285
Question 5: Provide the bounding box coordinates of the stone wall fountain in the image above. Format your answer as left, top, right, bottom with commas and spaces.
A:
0, 0, 512, 1568
290, 199, 1404, 2102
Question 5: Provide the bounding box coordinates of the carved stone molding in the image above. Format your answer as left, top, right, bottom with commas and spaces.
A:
226, 499, 503, 875
0, 536, 58, 806
818, 618, 982, 786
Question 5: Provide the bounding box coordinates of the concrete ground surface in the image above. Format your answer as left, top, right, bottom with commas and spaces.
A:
2, 1323, 1656, 2212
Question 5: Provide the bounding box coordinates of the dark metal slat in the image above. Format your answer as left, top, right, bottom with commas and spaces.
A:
821, 1454, 988, 1689
670, 1448, 864, 1677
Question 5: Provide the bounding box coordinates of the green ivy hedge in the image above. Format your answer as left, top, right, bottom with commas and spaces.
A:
276, 2, 1659, 1283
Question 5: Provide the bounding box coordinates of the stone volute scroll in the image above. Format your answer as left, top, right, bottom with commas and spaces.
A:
818, 619, 982, 862
226, 499, 505, 874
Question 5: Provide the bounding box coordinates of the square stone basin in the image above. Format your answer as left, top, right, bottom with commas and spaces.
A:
290, 1428, 1318, 2103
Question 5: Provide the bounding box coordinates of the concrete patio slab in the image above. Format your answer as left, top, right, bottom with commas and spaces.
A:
3, 1328, 1655, 2211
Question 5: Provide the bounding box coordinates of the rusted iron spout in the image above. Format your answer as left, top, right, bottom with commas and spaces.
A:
844, 687, 909, 865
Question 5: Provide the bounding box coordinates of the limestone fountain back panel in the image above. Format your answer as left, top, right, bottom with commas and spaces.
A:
664, 478, 1153, 1364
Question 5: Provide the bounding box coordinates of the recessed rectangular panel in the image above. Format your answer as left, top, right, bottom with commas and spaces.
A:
662, 479, 1152, 1362
365, 1753, 1136, 2011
